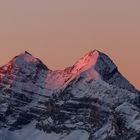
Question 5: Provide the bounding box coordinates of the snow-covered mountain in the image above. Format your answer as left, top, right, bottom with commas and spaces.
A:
0, 50, 140, 140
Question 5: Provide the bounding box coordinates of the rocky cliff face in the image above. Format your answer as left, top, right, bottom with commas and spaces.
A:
0, 50, 140, 140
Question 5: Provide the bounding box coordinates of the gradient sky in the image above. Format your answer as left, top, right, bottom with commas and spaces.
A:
0, 0, 140, 89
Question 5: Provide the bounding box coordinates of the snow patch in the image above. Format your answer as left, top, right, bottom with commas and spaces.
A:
0, 122, 89, 140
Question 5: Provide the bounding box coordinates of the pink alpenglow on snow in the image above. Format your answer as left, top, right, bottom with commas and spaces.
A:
72, 50, 99, 73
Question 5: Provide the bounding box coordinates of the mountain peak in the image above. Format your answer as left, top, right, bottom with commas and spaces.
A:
15, 51, 37, 66
0, 51, 48, 75
71, 49, 117, 74
69, 49, 138, 93
24, 51, 32, 55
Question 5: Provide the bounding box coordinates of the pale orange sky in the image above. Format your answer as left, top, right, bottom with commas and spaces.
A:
0, 0, 140, 89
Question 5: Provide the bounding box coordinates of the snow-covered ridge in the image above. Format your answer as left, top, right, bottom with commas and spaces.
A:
0, 50, 138, 93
